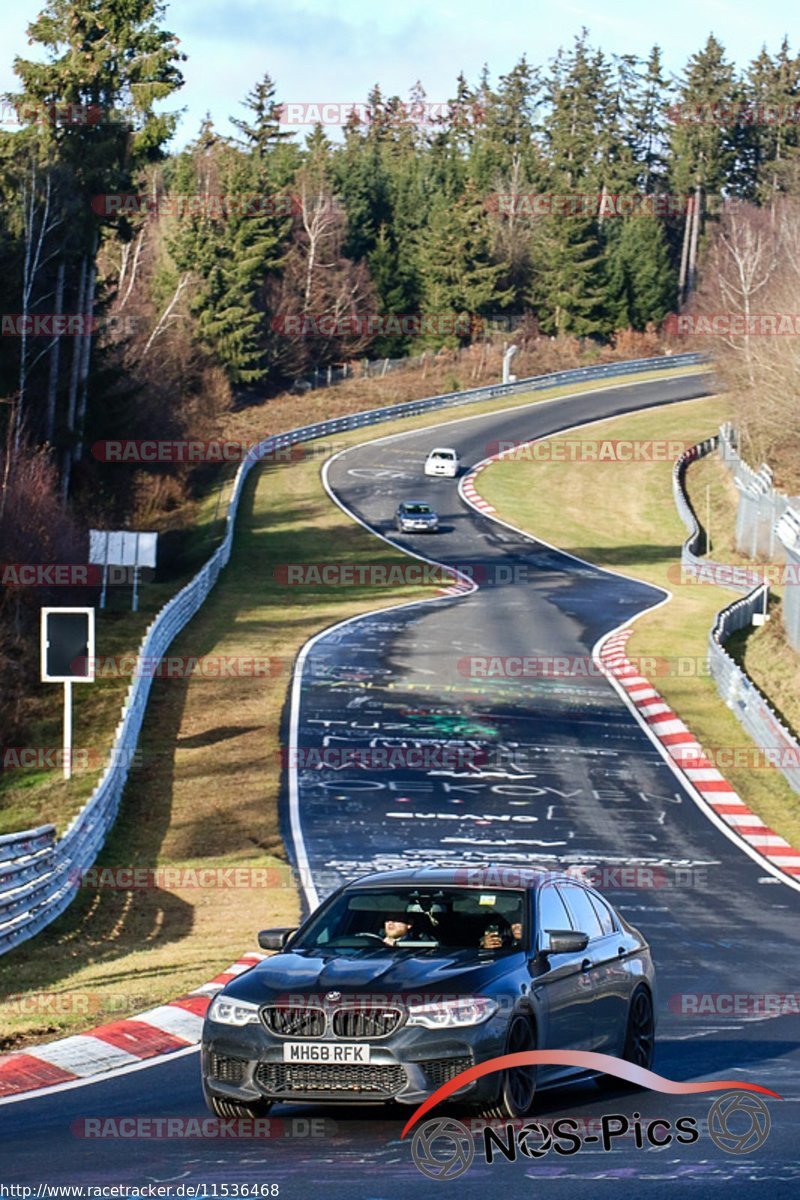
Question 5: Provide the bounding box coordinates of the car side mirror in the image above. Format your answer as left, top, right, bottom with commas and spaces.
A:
258, 927, 298, 951
542, 929, 590, 955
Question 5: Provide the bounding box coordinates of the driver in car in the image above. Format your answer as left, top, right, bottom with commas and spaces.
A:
381, 914, 416, 946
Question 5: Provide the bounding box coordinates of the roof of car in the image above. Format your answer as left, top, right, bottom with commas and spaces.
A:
428, 447, 457, 453
344, 865, 560, 890
400, 499, 433, 506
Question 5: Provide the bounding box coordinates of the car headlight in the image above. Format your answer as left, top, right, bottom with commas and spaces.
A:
406, 997, 497, 1029
207, 995, 261, 1026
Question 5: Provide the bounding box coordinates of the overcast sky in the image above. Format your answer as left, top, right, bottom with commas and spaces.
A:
1, 0, 797, 149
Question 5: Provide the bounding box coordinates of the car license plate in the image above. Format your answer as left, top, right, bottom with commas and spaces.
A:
283, 1042, 371, 1064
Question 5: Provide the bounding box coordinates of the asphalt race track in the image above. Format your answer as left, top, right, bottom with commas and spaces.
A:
3, 372, 799, 1198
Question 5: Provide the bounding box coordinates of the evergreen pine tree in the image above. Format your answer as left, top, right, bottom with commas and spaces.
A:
417, 181, 512, 345
606, 214, 676, 329
532, 213, 606, 336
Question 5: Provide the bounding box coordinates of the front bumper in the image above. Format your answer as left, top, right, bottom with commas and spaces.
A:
202, 1014, 507, 1107
399, 521, 438, 532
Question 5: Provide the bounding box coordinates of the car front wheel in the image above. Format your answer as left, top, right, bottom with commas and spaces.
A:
480, 1013, 537, 1119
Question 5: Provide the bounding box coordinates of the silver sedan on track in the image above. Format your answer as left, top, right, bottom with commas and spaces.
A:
395, 500, 440, 533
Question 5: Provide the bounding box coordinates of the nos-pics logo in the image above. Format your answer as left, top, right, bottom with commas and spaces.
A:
411, 1092, 772, 1180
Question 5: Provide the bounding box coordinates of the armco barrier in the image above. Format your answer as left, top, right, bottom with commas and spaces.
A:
0, 352, 705, 954
673, 434, 800, 794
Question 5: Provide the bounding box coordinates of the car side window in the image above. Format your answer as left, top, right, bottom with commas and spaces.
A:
587, 891, 616, 936
536, 885, 572, 941
559, 884, 605, 941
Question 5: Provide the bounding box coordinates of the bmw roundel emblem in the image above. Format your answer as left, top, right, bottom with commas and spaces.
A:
325, 991, 342, 1003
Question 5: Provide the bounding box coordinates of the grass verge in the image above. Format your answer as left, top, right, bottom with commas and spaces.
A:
477, 394, 800, 849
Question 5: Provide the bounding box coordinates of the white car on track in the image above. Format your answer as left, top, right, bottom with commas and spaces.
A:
424, 447, 460, 477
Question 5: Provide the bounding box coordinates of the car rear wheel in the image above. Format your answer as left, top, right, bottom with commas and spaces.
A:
597, 985, 654, 1090
480, 1013, 537, 1119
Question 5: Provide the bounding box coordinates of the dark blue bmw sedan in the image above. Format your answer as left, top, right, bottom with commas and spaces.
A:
201, 865, 656, 1119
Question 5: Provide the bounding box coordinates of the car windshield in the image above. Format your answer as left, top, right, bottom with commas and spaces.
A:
430, 450, 455, 459
404, 503, 433, 515
291, 887, 526, 952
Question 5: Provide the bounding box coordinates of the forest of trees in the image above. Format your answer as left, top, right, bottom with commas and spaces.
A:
2, 1, 800, 725
3, 7, 800, 501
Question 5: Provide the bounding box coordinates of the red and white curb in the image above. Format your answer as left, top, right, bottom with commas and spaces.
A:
0, 952, 265, 1099
437, 578, 475, 597
462, 465, 496, 515
599, 629, 800, 880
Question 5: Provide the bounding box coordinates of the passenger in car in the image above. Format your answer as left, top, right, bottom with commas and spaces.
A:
480, 919, 523, 950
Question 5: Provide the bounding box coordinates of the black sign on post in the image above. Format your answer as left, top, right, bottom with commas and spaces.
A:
41, 608, 95, 682
40, 608, 95, 782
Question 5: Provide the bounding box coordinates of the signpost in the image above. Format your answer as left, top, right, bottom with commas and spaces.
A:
89, 530, 158, 611
40, 608, 95, 780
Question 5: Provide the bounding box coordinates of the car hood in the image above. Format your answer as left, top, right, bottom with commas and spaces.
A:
219, 947, 523, 1003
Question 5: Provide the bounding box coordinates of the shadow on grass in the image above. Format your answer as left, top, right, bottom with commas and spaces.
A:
177, 725, 262, 750
566, 543, 679, 569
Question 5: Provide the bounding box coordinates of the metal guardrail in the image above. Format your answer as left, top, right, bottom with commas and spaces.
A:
0, 351, 705, 954
673, 435, 763, 593
673, 434, 800, 794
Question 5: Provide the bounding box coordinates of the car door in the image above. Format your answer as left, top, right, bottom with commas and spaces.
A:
530, 883, 597, 1062
586, 889, 632, 1054
559, 883, 624, 1052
